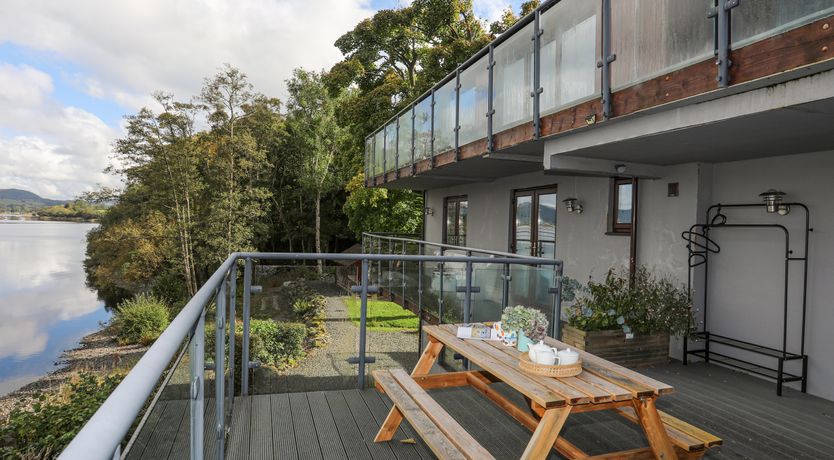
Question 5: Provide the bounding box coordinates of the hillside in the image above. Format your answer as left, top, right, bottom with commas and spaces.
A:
0, 189, 67, 213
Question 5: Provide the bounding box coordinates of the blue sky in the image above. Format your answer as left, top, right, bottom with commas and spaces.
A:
0, 0, 521, 199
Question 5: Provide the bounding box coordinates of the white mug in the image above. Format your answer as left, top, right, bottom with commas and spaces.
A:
557, 348, 580, 365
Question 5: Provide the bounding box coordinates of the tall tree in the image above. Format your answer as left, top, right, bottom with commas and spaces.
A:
284, 69, 349, 272
197, 65, 272, 266
110, 93, 202, 296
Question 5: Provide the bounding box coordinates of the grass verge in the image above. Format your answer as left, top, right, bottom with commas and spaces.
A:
344, 297, 419, 331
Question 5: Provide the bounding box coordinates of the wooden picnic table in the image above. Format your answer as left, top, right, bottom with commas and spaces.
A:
374, 324, 715, 460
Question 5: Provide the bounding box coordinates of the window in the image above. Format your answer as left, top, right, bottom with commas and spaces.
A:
443, 196, 468, 246
610, 178, 636, 234
512, 186, 557, 258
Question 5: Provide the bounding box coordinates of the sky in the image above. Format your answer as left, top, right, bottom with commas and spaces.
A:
0, 0, 521, 200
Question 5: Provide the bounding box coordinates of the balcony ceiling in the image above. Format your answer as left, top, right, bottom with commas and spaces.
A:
379, 154, 544, 190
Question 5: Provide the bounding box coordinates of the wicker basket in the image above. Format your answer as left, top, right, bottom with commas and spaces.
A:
519, 354, 583, 378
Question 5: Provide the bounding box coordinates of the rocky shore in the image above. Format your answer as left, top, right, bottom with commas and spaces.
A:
0, 326, 148, 420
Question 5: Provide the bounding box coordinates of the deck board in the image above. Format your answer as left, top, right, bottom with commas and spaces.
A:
249, 394, 273, 459
289, 392, 323, 460
270, 393, 298, 460
126, 362, 834, 459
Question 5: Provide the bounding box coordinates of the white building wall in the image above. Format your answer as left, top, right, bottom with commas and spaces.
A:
422, 150, 833, 400
424, 171, 630, 283
705, 150, 834, 400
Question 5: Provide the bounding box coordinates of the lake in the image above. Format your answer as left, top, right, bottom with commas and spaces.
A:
0, 219, 109, 395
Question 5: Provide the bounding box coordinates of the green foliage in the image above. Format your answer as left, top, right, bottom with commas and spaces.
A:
344, 297, 419, 330
343, 172, 423, 238
35, 200, 107, 221
501, 305, 549, 341
566, 267, 694, 336
238, 320, 307, 370
0, 372, 125, 458
112, 293, 170, 345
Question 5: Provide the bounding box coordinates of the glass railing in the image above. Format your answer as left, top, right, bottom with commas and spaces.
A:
364, 0, 834, 180
61, 247, 563, 459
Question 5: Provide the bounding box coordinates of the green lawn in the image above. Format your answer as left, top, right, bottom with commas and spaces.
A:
344, 297, 419, 331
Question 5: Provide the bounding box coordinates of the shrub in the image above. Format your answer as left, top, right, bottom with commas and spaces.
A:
292, 295, 326, 319
112, 293, 170, 345
0, 372, 125, 458
237, 320, 306, 369
567, 267, 693, 336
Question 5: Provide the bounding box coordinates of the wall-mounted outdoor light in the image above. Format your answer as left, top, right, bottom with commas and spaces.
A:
614, 164, 627, 174
759, 189, 790, 215
562, 197, 583, 214
424, 207, 434, 216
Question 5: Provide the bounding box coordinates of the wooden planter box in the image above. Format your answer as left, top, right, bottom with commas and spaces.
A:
561, 325, 669, 368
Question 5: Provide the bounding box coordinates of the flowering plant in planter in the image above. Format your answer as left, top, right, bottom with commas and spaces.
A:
501, 305, 549, 341
566, 267, 694, 337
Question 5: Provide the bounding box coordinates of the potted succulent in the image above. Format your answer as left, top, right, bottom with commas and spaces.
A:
501, 305, 549, 352
563, 267, 694, 368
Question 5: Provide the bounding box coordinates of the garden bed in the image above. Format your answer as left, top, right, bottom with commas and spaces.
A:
561, 325, 669, 368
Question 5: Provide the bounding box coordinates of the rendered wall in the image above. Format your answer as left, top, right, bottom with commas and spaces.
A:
423, 150, 833, 399
424, 171, 630, 283
703, 150, 833, 400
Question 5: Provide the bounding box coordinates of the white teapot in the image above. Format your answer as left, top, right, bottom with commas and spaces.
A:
527, 341, 559, 365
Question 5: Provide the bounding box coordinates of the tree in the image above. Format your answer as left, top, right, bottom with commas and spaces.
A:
284, 69, 349, 272
111, 93, 202, 296
343, 172, 423, 239
197, 65, 272, 266
489, 1, 540, 35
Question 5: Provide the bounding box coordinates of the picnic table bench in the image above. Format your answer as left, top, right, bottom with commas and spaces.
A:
373, 324, 721, 459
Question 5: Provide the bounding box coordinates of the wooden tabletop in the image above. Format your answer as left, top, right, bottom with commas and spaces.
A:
424, 324, 674, 408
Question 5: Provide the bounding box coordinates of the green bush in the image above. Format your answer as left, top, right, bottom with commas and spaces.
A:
0, 372, 124, 458
112, 293, 170, 345
567, 267, 694, 336
236, 320, 306, 369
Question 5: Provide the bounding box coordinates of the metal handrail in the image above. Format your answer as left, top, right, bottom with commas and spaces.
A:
362, 232, 559, 263
60, 251, 563, 460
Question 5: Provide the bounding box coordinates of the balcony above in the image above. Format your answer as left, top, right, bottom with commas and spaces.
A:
364, 0, 834, 190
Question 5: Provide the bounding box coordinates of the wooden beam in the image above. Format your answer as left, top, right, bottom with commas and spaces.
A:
464, 373, 587, 459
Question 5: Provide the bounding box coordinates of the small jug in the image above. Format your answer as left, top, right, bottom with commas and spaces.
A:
557, 348, 580, 365
528, 341, 559, 365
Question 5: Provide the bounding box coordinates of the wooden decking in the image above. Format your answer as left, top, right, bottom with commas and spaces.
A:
126, 362, 834, 459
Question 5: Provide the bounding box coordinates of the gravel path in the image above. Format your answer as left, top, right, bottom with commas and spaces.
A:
251, 284, 420, 394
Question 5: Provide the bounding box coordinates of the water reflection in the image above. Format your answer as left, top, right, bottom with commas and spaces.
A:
0, 220, 109, 395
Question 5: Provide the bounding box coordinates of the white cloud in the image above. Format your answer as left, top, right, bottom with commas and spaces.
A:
0, 63, 118, 199
0, 1, 377, 197
0, 0, 376, 109
474, 0, 511, 23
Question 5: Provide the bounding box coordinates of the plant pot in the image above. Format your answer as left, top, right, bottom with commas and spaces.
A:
516, 330, 534, 352
561, 325, 669, 368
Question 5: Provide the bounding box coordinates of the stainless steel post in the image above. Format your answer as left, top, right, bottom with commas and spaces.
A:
228, 264, 236, 401
190, 311, 205, 459
553, 264, 564, 339
214, 278, 226, 459
358, 259, 370, 389
241, 258, 252, 396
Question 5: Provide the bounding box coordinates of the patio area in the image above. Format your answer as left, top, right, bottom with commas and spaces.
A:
127, 361, 834, 459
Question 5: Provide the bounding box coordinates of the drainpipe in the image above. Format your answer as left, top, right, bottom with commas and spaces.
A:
629, 178, 639, 283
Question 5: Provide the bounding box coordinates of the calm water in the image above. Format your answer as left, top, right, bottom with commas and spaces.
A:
0, 219, 109, 395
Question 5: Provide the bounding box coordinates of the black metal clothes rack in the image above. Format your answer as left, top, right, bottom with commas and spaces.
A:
681, 202, 811, 396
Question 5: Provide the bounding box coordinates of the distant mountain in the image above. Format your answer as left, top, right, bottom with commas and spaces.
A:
0, 189, 67, 212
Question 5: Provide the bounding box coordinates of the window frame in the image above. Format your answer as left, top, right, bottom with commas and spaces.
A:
510, 185, 558, 257
443, 195, 469, 246
609, 177, 637, 235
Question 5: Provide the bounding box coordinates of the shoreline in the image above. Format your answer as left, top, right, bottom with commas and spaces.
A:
0, 324, 148, 421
